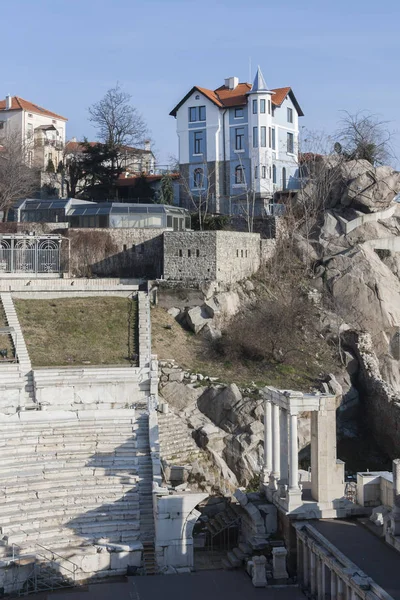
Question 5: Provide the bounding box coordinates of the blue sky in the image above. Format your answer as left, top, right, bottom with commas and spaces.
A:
3, 0, 400, 165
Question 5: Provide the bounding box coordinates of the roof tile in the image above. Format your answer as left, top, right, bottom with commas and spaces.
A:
0, 96, 67, 121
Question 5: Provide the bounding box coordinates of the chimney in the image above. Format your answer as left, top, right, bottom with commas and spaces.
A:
71, 136, 77, 143
144, 140, 151, 152
5, 95, 12, 110
224, 77, 239, 90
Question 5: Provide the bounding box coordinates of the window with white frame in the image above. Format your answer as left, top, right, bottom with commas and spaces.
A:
272, 164, 276, 183
287, 107, 293, 123
235, 107, 244, 118
261, 165, 266, 179
193, 167, 204, 188
268, 100, 271, 114
27, 123, 33, 138
254, 166, 258, 179
199, 106, 206, 121
189, 107, 197, 122
252, 99, 257, 114
253, 127, 258, 148
235, 165, 245, 184
260, 99, 266, 114
260, 126, 266, 147
287, 132, 294, 153
271, 127, 276, 150
235, 128, 244, 150
194, 131, 203, 154
269, 127, 272, 148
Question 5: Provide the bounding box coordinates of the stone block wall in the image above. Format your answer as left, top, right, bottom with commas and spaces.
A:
215, 231, 260, 284
163, 230, 261, 284
65, 228, 164, 278
163, 231, 218, 281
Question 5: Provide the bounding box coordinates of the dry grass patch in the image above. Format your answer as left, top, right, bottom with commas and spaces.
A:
151, 306, 325, 390
15, 297, 137, 367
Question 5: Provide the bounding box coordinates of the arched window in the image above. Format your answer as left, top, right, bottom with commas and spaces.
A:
193, 168, 204, 188
282, 167, 287, 190
272, 164, 276, 184
235, 165, 244, 184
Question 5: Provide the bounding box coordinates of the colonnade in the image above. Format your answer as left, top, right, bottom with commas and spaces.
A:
296, 524, 385, 600
263, 396, 301, 507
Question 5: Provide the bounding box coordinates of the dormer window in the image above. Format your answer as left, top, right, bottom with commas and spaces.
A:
234, 107, 243, 118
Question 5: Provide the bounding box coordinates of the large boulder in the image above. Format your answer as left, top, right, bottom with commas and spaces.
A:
184, 305, 212, 334
341, 165, 400, 212
324, 244, 400, 391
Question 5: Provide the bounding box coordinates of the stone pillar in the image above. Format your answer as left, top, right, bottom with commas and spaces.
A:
310, 550, 316, 597
337, 576, 345, 600
289, 412, 299, 490
272, 547, 288, 581
303, 542, 310, 589
263, 399, 273, 482
297, 537, 303, 585
270, 403, 281, 487
331, 570, 337, 600
251, 555, 267, 587
316, 556, 323, 600
392, 459, 400, 535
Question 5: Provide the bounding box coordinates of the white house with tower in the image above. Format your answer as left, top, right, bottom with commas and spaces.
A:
170, 67, 303, 215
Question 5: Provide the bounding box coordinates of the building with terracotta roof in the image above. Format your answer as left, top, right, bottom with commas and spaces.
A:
170, 67, 303, 215
0, 94, 67, 171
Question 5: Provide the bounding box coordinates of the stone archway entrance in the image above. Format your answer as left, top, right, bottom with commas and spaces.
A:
192, 497, 241, 571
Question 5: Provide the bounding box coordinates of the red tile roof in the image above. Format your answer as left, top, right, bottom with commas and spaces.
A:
65, 141, 153, 155
0, 96, 67, 120
170, 83, 303, 116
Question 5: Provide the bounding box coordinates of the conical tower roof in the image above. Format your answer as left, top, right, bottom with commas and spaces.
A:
250, 66, 269, 92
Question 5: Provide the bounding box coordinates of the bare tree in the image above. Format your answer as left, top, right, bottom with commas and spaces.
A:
336, 110, 396, 167
0, 133, 38, 221
180, 160, 216, 230
88, 84, 148, 152
63, 142, 85, 198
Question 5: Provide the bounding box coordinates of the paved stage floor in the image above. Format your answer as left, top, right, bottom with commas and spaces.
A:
48, 570, 304, 600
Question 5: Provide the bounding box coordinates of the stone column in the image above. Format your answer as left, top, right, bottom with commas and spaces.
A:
392, 459, 400, 535
337, 576, 345, 600
271, 403, 281, 485
310, 550, 316, 597
303, 542, 310, 589
316, 556, 323, 600
263, 399, 273, 482
331, 570, 337, 600
289, 412, 299, 490
272, 547, 288, 580
251, 555, 267, 587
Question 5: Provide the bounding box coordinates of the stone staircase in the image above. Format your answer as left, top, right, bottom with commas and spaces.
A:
158, 409, 201, 484
0, 293, 35, 408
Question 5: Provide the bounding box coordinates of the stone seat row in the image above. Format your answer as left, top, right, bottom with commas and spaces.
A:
6, 523, 142, 554
0, 481, 139, 514
0, 495, 140, 518
2, 507, 141, 530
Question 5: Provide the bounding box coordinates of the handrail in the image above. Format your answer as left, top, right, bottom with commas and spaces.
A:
35, 543, 79, 575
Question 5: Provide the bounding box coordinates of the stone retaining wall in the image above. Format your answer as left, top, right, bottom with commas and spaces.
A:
163, 230, 261, 284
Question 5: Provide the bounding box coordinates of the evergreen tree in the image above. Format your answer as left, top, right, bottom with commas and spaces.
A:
159, 174, 174, 204
46, 158, 55, 173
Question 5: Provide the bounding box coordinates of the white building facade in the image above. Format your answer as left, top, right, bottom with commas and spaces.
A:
0, 95, 67, 171
170, 67, 303, 215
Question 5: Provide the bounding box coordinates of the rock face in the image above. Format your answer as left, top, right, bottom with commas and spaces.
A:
340, 165, 400, 212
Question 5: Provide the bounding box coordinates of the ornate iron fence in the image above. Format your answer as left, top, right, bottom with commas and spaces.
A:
0, 236, 61, 274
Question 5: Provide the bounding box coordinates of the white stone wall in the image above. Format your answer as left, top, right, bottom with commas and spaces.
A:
215, 231, 260, 283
